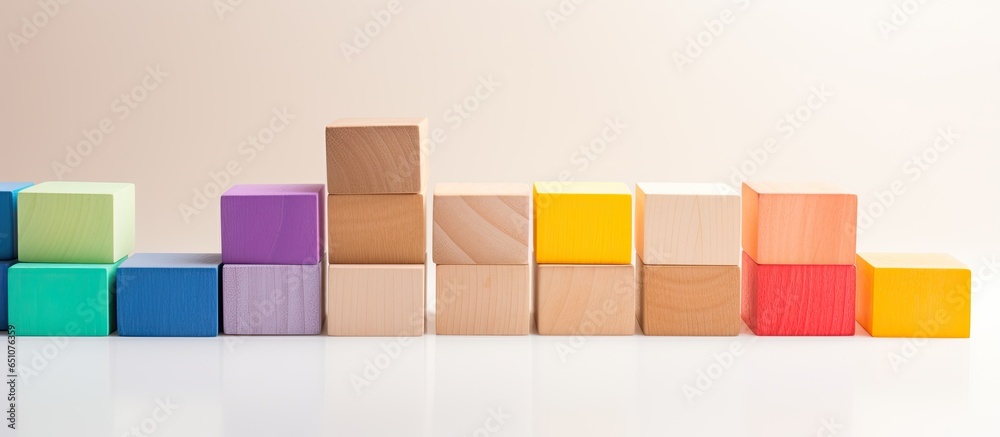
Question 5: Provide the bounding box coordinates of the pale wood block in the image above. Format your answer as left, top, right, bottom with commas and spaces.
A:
328, 193, 426, 264
536, 264, 635, 335
326, 118, 428, 194
636, 182, 740, 265
433, 183, 530, 265
327, 264, 425, 336
436, 264, 530, 335
638, 257, 740, 336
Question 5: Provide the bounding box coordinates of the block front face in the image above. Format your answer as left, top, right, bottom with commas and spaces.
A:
436, 264, 530, 335
0, 260, 14, 326
328, 193, 425, 264
8, 259, 124, 336
222, 262, 323, 335
328, 264, 425, 336
533, 182, 632, 264
639, 259, 740, 336
326, 118, 428, 194
221, 184, 325, 265
636, 183, 740, 265
0, 182, 33, 260
433, 183, 530, 264
117, 253, 222, 337
536, 264, 635, 335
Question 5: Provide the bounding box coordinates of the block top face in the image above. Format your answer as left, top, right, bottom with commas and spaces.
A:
858, 253, 968, 270
222, 184, 324, 197
434, 183, 529, 196
328, 118, 427, 128
637, 182, 737, 196
120, 253, 222, 269
10, 257, 125, 274
533, 181, 631, 196
0, 182, 33, 193
744, 181, 851, 195
326, 117, 428, 194
20, 181, 134, 195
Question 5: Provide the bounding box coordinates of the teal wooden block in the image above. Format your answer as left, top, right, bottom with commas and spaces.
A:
7, 258, 125, 336
0, 182, 32, 260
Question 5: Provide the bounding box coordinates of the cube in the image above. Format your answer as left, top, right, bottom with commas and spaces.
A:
8, 258, 126, 336
327, 264, 425, 336
856, 253, 970, 338
0, 260, 15, 327
742, 182, 857, 265
433, 183, 530, 265
436, 264, 530, 335
328, 193, 425, 264
326, 118, 428, 194
533, 182, 632, 264
117, 253, 222, 337
222, 261, 323, 335
536, 264, 636, 335
221, 184, 325, 265
636, 182, 740, 265
0, 182, 32, 260
17, 181, 135, 263
638, 259, 740, 336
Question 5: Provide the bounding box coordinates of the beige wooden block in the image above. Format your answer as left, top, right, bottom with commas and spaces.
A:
536, 264, 635, 335
436, 264, 530, 335
327, 264, 426, 337
636, 182, 740, 265
326, 118, 428, 194
433, 183, 530, 265
328, 193, 426, 264
638, 257, 740, 336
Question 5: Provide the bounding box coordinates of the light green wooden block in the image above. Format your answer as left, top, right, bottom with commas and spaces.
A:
8, 258, 125, 336
18, 182, 135, 263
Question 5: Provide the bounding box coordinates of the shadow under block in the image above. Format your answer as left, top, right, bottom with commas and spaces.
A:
326, 118, 428, 194
436, 264, 530, 335
742, 181, 857, 265
222, 261, 323, 335
638, 259, 740, 336
327, 264, 425, 337
0, 260, 14, 326
221, 184, 325, 265
8, 258, 126, 336
741, 252, 855, 336
0, 182, 33, 260
636, 182, 740, 266
536, 264, 635, 335
433, 183, 530, 265
17, 181, 135, 263
533, 182, 632, 264
857, 253, 971, 338
328, 193, 426, 264
116, 253, 222, 337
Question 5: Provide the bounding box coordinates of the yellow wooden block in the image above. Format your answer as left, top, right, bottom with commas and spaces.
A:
856, 253, 971, 338
533, 182, 631, 264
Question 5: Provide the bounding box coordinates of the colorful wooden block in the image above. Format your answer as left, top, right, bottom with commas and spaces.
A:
17, 181, 135, 263
536, 264, 635, 335
638, 258, 740, 336
0, 260, 14, 327
636, 182, 740, 266
741, 251, 855, 336
533, 182, 632, 264
0, 182, 32, 260
222, 261, 323, 335
327, 264, 426, 337
856, 253, 971, 338
435, 264, 530, 335
116, 253, 222, 337
742, 182, 857, 265
326, 118, 428, 194
221, 184, 325, 265
328, 193, 425, 264
7, 258, 126, 336
433, 183, 530, 265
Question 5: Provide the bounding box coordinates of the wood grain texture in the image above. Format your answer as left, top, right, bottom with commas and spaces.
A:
117, 253, 222, 337
222, 261, 323, 335
636, 182, 740, 265
328, 193, 426, 264
742, 181, 857, 265
741, 251, 855, 336
0, 260, 15, 326
0, 182, 32, 260
7, 258, 125, 336
533, 182, 632, 265
536, 264, 635, 335
638, 258, 740, 336
327, 264, 425, 336
221, 184, 325, 265
436, 264, 530, 335
326, 118, 428, 194
857, 253, 970, 338
433, 183, 530, 265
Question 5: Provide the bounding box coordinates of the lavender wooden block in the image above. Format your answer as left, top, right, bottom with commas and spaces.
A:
221, 184, 325, 265
222, 261, 323, 335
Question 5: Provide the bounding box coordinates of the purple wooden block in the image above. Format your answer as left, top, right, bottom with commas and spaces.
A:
222, 261, 323, 335
221, 184, 325, 265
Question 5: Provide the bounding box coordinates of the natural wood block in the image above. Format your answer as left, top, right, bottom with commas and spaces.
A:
742, 181, 857, 265
326, 118, 428, 194
857, 253, 970, 338
327, 264, 425, 336
536, 264, 635, 335
638, 258, 740, 336
741, 251, 855, 336
8, 258, 126, 336
533, 182, 632, 264
436, 264, 530, 335
0, 182, 32, 260
636, 182, 740, 265
117, 253, 222, 337
433, 183, 530, 265
17, 181, 135, 263
222, 260, 324, 335
328, 193, 426, 264
221, 184, 325, 265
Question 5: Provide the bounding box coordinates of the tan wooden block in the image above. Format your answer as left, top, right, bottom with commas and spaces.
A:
326, 118, 428, 194
436, 264, 530, 335
328, 193, 426, 264
636, 182, 740, 266
433, 183, 530, 265
535, 264, 635, 335
327, 264, 426, 337
638, 257, 740, 336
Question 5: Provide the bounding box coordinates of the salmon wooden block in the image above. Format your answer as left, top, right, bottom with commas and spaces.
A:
536, 264, 635, 335
0, 182, 32, 260
327, 264, 425, 337
221, 184, 325, 265
533, 182, 632, 265
433, 183, 530, 265
636, 182, 740, 265
856, 253, 971, 338
326, 118, 428, 194
436, 264, 530, 335
742, 182, 857, 265
638, 258, 740, 336
222, 260, 324, 335
328, 193, 426, 264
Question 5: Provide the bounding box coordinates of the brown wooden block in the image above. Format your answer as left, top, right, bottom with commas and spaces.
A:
638, 257, 740, 336
326, 118, 428, 194
327, 264, 425, 337
535, 264, 635, 336
433, 183, 530, 265
436, 264, 530, 335
328, 193, 426, 264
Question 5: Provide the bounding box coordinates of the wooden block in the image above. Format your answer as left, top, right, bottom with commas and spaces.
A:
117, 253, 222, 337
17, 181, 135, 263
533, 182, 632, 264
636, 182, 740, 266
638, 258, 740, 336
0, 260, 14, 327
536, 264, 635, 335
327, 264, 425, 336
433, 183, 530, 264
0, 182, 32, 260
857, 253, 970, 338
742, 182, 857, 265
221, 184, 325, 265
328, 193, 425, 264
326, 118, 428, 194
8, 258, 126, 336
222, 260, 323, 335
436, 264, 530, 335
741, 251, 855, 336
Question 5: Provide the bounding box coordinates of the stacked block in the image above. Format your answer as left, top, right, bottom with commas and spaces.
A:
326, 118, 428, 336
117, 253, 222, 337
433, 183, 531, 335
0, 260, 15, 327
1, 182, 33, 260
9, 259, 125, 336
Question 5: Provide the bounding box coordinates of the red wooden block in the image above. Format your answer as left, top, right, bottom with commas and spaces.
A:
741, 252, 855, 336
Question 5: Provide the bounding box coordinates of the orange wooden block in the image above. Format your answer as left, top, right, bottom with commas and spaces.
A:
327, 264, 426, 337
327, 193, 426, 264
536, 264, 635, 335
433, 183, 530, 265
436, 264, 530, 335
638, 258, 740, 336
326, 118, 428, 194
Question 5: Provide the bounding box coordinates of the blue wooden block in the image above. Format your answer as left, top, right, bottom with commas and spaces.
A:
0, 260, 14, 328
0, 182, 33, 260
116, 253, 222, 337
